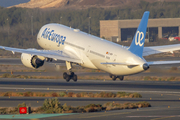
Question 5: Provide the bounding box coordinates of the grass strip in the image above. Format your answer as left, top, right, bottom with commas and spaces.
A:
0, 91, 142, 98
1, 73, 180, 81
0, 98, 151, 114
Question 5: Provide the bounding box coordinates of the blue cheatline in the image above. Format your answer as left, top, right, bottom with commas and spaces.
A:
128, 11, 150, 58
0, 113, 77, 119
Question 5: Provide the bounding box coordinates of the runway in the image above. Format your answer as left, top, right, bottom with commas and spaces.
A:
0, 78, 180, 120
0, 57, 180, 119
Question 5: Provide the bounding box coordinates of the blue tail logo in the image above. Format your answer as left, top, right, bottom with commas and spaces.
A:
129, 11, 150, 58
135, 31, 144, 47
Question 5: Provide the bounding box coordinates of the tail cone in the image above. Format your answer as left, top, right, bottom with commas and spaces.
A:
143, 63, 149, 70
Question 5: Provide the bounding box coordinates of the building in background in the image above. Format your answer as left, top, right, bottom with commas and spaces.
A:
100, 18, 180, 42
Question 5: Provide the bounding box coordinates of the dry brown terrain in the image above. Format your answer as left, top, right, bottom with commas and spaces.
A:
9, 0, 180, 9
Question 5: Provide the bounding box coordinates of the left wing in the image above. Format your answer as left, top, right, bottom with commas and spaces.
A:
143, 44, 180, 56
0, 46, 82, 63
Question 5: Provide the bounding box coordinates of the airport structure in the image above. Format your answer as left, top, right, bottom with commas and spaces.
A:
100, 18, 180, 42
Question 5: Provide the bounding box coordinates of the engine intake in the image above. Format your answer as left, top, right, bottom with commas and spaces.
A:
21, 53, 44, 69
31, 56, 44, 68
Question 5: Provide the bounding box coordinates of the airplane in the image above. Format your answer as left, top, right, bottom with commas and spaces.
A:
1, 11, 180, 82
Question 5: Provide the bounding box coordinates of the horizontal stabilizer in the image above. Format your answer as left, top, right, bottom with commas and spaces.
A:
147, 61, 180, 65
143, 44, 180, 56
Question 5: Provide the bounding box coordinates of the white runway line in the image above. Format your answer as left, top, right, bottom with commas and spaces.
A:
127, 115, 180, 118
0, 87, 180, 94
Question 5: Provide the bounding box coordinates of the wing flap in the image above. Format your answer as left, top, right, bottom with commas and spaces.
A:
0, 46, 82, 63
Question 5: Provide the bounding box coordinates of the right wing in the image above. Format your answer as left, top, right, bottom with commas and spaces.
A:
147, 60, 180, 65
0, 45, 82, 64
101, 62, 139, 66
143, 44, 180, 56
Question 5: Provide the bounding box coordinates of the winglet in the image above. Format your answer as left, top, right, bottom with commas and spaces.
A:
128, 11, 150, 58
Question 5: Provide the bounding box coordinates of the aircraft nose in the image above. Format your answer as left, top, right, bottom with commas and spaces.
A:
143, 63, 149, 70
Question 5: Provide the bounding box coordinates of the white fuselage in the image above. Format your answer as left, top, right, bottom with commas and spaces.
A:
37, 23, 146, 76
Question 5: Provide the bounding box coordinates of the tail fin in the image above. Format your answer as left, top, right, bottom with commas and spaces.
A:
128, 11, 150, 58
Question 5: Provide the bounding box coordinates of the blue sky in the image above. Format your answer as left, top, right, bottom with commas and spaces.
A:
0, 0, 30, 7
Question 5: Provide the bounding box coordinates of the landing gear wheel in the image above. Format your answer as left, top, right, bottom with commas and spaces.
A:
109, 74, 113, 78
63, 72, 68, 79
72, 74, 77, 82
70, 72, 74, 77
112, 75, 117, 81
66, 75, 71, 82
118, 76, 124, 81
63, 72, 78, 82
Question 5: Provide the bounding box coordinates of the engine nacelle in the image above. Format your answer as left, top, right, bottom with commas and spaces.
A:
21, 53, 44, 69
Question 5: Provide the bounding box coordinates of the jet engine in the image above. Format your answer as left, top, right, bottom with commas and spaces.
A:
21, 53, 45, 69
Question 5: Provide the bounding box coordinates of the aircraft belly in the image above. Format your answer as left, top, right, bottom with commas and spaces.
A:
91, 58, 144, 75
90, 59, 112, 72
108, 65, 144, 76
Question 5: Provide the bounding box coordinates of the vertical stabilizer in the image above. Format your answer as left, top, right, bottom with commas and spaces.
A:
128, 11, 150, 58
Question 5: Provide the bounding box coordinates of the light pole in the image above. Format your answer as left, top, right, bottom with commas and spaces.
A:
60, 16, 62, 24
31, 16, 33, 36
89, 17, 91, 34
118, 16, 120, 20
7, 18, 9, 39
148, 27, 150, 42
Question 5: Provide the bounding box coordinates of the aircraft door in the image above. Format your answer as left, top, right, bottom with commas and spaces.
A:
112, 54, 117, 62
86, 45, 91, 57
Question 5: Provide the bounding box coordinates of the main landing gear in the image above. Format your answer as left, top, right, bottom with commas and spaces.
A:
63, 71, 77, 82
110, 74, 124, 81
63, 61, 78, 82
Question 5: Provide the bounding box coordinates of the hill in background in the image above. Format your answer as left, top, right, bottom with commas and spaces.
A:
0, 0, 179, 51
10, 0, 180, 9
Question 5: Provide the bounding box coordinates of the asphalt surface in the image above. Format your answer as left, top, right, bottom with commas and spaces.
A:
0, 79, 180, 120
0, 58, 180, 120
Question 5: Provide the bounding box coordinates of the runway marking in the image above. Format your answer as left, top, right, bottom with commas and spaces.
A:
165, 93, 180, 96
127, 115, 180, 118
127, 106, 180, 119
78, 112, 130, 119
151, 116, 177, 120
0, 87, 180, 94
57, 112, 130, 119
127, 115, 180, 120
